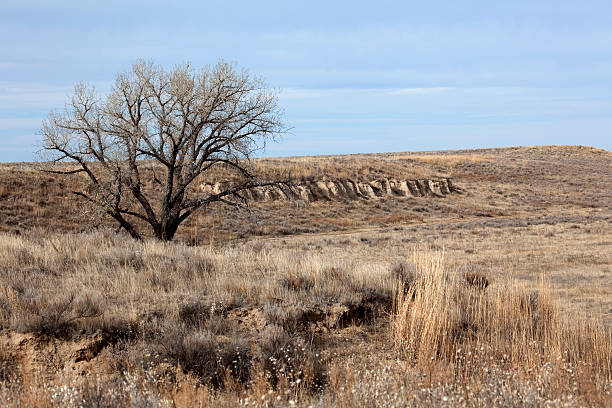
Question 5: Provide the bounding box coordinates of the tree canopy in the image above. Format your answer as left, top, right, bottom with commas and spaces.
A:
40, 60, 286, 240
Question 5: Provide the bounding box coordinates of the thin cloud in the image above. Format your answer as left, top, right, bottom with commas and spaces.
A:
281, 87, 454, 100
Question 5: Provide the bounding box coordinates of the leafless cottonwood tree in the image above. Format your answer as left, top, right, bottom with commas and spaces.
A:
40, 60, 286, 241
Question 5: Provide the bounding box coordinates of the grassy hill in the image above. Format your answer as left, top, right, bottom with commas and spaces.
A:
1, 145, 609, 241
0, 145, 610, 406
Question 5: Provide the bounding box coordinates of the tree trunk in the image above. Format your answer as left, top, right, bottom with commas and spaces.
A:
157, 215, 181, 241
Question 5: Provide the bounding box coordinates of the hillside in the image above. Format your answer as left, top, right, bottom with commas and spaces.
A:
0, 145, 611, 407
1, 145, 610, 241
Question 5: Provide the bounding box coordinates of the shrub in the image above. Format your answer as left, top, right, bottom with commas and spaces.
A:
101, 248, 145, 270
257, 325, 325, 390
178, 300, 212, 328
14, 292, 103, 337
263, 304, 314, 333
0, 349, 19, 383
158, 327, 252, 387
219, 337, 252, 385
0, 296, 10, 329
159, 329, 221, 385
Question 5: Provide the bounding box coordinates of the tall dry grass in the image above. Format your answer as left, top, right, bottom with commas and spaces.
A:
391, 249, 612, 384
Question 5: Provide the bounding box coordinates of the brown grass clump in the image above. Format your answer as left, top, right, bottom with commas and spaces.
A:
391, 260, 417, 294
279, 273, 315, 292
464, 270, 489, 289
391, 250, 612, 388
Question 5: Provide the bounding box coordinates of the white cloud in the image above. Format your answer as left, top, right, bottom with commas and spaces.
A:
280, 87, 453, 100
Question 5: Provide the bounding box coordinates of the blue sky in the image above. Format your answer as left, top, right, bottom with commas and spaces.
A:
1, 0, 611, 161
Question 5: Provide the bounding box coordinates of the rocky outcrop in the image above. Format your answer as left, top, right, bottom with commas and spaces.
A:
200, 178, 464, 203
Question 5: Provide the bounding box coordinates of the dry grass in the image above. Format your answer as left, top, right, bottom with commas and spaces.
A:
0, 232, 610, 406
0, 231, 391, 333
391, 250, 611, 378
0, 145, 610, 406
399, 153, 495, 168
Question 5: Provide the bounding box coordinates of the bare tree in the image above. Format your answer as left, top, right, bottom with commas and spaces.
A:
40, 60, 286, 241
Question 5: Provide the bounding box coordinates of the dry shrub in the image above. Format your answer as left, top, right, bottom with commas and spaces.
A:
219, 337, 252, 385
102, 339, 153, 374
178, 300, 213, 328
278, 273, 315, 292
13, 292, 103, 337
44, 372, 166, 408
178, 299, 244, 333
100, 248, 145, 270
159, 329, 221, 385
257, 325, 325, 390
158, 327, 251, 387
325, 266, 350, 281
391, 250, 612, 382
0, 349, 19, 384
0, 297, 10, 329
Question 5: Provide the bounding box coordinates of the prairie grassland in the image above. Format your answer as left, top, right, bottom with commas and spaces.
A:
0, 229, 610, 407
0, 145, 611, 406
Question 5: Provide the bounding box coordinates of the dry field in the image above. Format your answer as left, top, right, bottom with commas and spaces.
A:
0, 145, 611, 406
